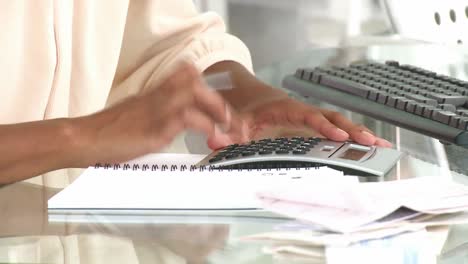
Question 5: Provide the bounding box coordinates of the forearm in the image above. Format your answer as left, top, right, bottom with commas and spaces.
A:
0, 118, 85, 185
204, 61, 288, 111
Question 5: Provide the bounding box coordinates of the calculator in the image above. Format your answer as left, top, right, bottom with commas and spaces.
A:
197, 137, 402, 176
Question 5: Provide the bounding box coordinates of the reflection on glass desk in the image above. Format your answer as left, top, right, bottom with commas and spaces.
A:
2, 44, 468, 264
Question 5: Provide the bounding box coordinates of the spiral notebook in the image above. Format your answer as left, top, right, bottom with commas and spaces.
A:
47, 153, 346, 212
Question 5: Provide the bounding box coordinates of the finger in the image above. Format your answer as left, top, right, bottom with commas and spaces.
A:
375, 138, 393, 148
193, 83, 231, 125
225, 108, 250, 143
304, 111, 349, 141
181, 107, 217, 139
321, 110, 377, 145
207, 109, 249, 150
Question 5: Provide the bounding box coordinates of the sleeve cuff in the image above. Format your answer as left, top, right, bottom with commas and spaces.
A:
182, 32, 254, 74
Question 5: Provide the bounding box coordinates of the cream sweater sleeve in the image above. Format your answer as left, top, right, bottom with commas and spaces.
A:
108, 0, 253, 105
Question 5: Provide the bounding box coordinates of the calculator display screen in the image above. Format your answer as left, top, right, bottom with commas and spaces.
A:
339, 148, 367, 161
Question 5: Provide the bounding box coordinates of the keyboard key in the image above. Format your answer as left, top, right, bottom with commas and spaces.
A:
405, 101, 418, 113
414, 104, 426, 116
396, 99, 414, 111
427, 93, 468, 106
295, 68, 305, 78
457, 109, 468, 117
439, 104, 457, 113
432, 110, 458, 124
386, 96, 403, 107
427, 93, 446, 103
368, 90, 379, 101
305, 68, 318, 81
318, 74, 378, 98
458, 118, 468, 130
423, 106, 437, 119
449, 116, 461, 128
405, 94, 438, 106
376, 92, 389, 104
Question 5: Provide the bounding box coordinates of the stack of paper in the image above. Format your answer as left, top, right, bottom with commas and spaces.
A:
255, 229, 446, 264
243, 177, 468, 260
257, 177, 468, 233
244, 177, 468, 263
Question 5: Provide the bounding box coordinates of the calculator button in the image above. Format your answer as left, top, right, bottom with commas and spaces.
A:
276, 149, 290, 154
321, 146, 335, 152
259, 150, 273, 155
209, 157, 223, 163
241, 151, 256, 156
296, 146, 310, 151
211, 153, 225, 158
293, 150, 307, 155
225, 154, 239, 159
291, 137, 305, 142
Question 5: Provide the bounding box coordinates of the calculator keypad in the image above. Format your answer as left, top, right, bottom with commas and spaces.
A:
208, 137, 322, 163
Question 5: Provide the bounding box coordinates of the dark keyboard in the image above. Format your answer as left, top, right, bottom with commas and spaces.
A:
282, 61, 468, 147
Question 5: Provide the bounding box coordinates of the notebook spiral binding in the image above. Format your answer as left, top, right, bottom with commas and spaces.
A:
93, 163, 322, 172
94, 163, 216, 172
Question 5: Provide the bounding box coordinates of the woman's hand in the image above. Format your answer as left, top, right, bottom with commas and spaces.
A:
207, 97, 392, 150
74, 63, 245, 166
204, 61, 392, 150
250, 97, 390, 144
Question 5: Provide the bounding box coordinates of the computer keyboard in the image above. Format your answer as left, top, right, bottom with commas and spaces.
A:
282, 61, 468, 147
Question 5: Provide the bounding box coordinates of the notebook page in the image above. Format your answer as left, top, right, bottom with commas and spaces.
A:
48, 153, 346, 210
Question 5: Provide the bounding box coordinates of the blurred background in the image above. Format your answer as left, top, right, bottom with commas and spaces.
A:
195, 0, 391, 69
194, 0, 468, 70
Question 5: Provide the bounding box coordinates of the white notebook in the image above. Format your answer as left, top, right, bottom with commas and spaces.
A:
47, 153, 347, 211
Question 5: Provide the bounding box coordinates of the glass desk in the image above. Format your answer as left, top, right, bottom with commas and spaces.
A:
2, 44, 468, 264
